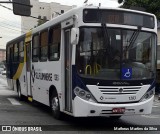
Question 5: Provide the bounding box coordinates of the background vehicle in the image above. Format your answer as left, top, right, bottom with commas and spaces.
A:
0, 68, 4, 74
0, 64, 5, 74
1, 70, 6, 75
6, 6, 157, 119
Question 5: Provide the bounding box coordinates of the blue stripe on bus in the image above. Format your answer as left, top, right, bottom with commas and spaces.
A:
72, 65, 90, 99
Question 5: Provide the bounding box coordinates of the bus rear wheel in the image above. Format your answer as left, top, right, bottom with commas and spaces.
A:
50, 93, 63, 119
17, 83, 24, 101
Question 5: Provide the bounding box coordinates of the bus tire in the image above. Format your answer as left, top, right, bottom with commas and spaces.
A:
17, 83, 23, 101
50, 93, 63, 120
109, 116, 121, 119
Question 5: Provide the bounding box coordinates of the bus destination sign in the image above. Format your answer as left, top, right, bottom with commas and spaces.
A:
83, 9, 154, 29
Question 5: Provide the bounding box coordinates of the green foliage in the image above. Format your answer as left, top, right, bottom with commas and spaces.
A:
36, 16, 48, 27
37, 19, 47, 26
118, 0, 160, 20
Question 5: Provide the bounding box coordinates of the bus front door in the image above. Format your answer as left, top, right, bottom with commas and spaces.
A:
64, 29, 72, 112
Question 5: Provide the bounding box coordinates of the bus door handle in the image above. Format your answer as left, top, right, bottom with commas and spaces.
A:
24, 76, 25, 82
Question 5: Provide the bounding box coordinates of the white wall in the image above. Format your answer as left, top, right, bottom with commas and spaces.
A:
21, 0, 74, 33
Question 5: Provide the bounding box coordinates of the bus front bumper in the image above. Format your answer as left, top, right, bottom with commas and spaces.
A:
72, 96, 154, 117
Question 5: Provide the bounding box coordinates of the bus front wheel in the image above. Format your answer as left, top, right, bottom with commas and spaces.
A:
50, 93, 63, 119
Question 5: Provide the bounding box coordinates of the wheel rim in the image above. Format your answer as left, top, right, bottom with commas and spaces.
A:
52, 96, 59, 112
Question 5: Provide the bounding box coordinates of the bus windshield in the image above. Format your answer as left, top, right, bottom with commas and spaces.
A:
76, 27, 156, 80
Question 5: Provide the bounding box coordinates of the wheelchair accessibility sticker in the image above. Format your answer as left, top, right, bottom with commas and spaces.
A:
122, 68, 132, 79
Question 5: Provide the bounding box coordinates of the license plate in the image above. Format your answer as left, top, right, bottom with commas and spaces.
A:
112, 108, 125, 114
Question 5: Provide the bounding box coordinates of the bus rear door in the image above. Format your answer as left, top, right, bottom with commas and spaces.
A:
25, 31, 32, 101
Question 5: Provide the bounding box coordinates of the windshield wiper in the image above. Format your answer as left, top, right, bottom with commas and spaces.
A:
126, 26, 141, 50
101, 23, 113, 59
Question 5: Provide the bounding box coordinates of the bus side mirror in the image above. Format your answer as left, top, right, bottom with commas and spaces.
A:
71, 28, 79, 45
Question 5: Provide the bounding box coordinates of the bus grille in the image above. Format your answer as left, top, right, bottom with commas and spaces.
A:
98, 86, 141, 95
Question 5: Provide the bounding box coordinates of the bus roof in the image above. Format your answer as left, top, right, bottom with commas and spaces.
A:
6, 5, 156, 46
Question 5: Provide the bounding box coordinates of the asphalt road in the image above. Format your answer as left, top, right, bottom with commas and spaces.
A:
0, 74, 160, 133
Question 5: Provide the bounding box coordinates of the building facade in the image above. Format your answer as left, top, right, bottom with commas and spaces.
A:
0, 49, 6, 62
21, 0, 75, 33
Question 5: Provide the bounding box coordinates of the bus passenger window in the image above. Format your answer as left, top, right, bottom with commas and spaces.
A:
8, 45, 14, 63
32, 35, 39, 62
6, 46, 10, 63
40, 31, 48, 62
19, 41, 24, 62
14, 43, 19, 62
49, 26, 61, 61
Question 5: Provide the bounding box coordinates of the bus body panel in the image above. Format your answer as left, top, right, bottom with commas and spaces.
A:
87, 85, 150, 103
73, 95, 154, 117
19, 62, 28, 96
31, 61, 62, 106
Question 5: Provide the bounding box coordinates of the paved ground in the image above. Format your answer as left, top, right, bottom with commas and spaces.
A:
0, 74, 160, 133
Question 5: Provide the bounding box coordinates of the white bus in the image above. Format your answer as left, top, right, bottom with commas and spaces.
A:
6, 6, 157, 119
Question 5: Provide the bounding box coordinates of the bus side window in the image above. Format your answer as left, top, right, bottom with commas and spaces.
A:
6, 45, 10, 63
48, 25, 61, 61
14, 43, 19, 62
40, 30, 48, 62
19, 40, 24, 62
32, 34, 39, 62
10, 45, 14, 61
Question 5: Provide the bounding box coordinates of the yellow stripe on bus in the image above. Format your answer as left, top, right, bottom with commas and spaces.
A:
24, 44, 27, 63
25, 31, 32, 43
13, 63, 24, 80
24, 31, 32, 62
28, 97, 33, 102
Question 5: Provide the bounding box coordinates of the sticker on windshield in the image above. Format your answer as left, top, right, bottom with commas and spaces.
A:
116, 35, 121, 40
122, 68, 132, 79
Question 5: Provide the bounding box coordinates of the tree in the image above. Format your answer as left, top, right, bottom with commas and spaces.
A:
37, 16, 48, 26
118, 0, 160, 20
37, 19, 46, 26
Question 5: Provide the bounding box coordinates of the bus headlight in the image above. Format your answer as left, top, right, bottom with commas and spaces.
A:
79, 91, 85, 96
74, 87, 96, 102
140, 87, 155, 102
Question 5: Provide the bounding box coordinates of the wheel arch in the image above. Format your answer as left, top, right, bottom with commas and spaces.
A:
49, 85, 58, 105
